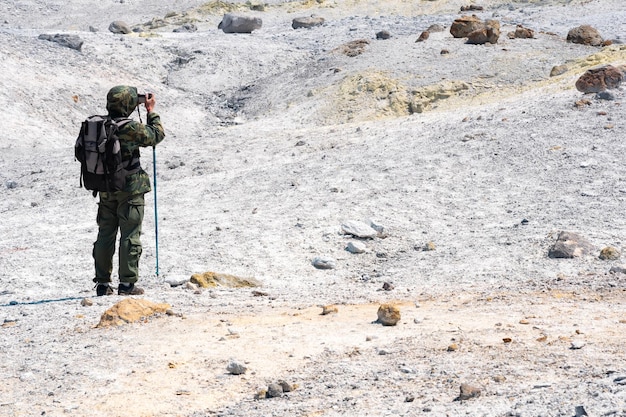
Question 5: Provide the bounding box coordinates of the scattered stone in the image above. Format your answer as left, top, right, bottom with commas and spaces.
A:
596, 91, 616, 100
461, 5, 484, 11
458, 383, 481, 400
548, 231, 595, 259
450, 15, 484, 38
80, 298, 93, 307
576, 65, 623, 93
321, 305, 338, 315
6, 180, 18, 189
252, 290, 268, 296
415, 31, 429, 42
190, 271, 261, 288
166, 278, 188, 287
277, 380, 296, 392
614, 376, 626, 385
226, 359, 247, 375
108, 20, 132, 34
254, 388, 268, 399
418, 241, 436, 251
341, 220, 378, 238
334, 39, 370, 57
266, 383, 284, 398
440, 49, 450, 55
292, 15, 325, 29
502, 337, 512, 343
346, 241, 367, 254
218, 13, 262, 34
38, 34, 83, 51
312, 256, 336, 270
570, 340, 586, 350
173, 23, 197, 33
493, 375, 506, 383
599, 246, 621, 260
575, 405, 589, 417
550, 64, 569, 77
377, 304, 401, 326
368, 219, 387, 237
426, 24, 445, 33
466, 20, 500, 45
609, 265, 626, 274
567, 25, 603, 46
382, 282, 394, 291
507, 24, 535, 39
447, 343, 459, 352
2, 319, 17, 328
97, 299, 171, 327
376, 30, 391, 40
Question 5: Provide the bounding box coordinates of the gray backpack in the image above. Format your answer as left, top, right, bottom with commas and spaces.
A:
75, 115, 137, 195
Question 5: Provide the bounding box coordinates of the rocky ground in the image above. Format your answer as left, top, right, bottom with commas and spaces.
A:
1, 0, 626, 416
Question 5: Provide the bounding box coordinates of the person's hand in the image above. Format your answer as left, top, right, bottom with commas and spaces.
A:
144, 93, 156, 113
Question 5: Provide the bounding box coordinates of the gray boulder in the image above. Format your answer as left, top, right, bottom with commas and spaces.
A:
548, 231, 595, 258
218, 13, 262, 34
38, 34, 83, 51
109, 20, 132, 34
292, 16, 325, 29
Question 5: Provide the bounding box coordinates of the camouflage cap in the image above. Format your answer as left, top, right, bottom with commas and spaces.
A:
106, 85, 138, 118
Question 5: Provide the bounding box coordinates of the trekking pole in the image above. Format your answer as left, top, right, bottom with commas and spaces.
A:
152, 145, 160, 277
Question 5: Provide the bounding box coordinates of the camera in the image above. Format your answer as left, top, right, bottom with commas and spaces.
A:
137, 93, 152, 104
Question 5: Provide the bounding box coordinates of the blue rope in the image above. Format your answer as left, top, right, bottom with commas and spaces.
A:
0, 296, 85, 307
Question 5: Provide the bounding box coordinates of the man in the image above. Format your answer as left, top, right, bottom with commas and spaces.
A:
93, 85, 165, 296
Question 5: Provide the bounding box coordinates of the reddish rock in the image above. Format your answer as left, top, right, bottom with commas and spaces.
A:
466, 22, 500, 45
508, 24, 535, 39
567, 25, 603, 46
450, 15, 484, 38
575, 65, 624, 93
415, 31, 429, 42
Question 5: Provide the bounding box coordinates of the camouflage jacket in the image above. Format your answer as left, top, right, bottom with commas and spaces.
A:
105, 85, 166, 195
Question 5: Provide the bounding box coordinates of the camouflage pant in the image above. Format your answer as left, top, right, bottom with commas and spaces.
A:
93, 192, 144, 284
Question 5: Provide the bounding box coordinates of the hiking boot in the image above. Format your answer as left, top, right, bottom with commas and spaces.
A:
95, 283, 114, 296
118, 283, 144, 296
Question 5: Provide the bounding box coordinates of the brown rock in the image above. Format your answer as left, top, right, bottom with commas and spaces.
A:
97, 299, 171, 327
508, 24, 535, 39
548, 231, 595, 259
459, 383, 481, 400
466, 22, 500, 45
377, 303, 401, 326
567, 25, 603, 46
575, 65, 624, 93
321, 305, 338, 315
415, 31, 429, 43
599, 246, 621, 261
450, 15, 484, 38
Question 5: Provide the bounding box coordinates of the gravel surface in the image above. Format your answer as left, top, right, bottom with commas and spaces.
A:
1, 0, 626, 416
